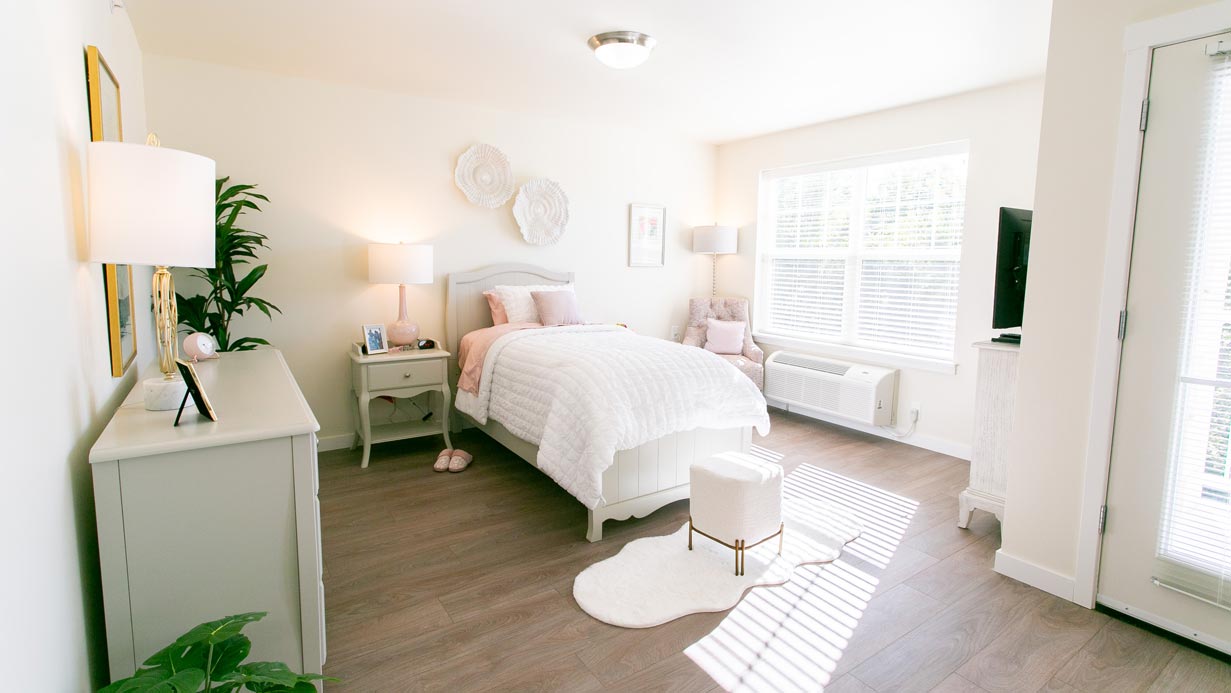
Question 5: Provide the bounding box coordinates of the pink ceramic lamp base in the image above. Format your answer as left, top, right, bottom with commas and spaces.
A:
388, 284, 421, 347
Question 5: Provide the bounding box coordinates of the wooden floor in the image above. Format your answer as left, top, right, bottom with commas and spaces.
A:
318, 411, 1229, 692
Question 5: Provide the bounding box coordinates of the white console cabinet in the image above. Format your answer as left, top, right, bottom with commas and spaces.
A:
960, 341, 1019, 527
89, 350, 324, 684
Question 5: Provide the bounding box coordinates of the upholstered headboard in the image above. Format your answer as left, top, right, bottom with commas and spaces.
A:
444, 263, 574, 359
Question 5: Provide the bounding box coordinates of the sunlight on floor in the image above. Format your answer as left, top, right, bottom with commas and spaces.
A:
686, 450, 919, 692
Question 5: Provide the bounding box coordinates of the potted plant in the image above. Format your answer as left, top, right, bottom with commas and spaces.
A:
177, 178, 281, 351
100, 612, 333, 692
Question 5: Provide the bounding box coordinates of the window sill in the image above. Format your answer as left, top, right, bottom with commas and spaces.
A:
752, 332, 958, 375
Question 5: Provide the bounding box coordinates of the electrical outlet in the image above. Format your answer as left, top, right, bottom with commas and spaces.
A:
909, 402, 921, 422
670, 325, 682, 341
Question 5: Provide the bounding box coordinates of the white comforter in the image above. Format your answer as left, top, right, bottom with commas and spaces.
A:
454, 325, 770, 509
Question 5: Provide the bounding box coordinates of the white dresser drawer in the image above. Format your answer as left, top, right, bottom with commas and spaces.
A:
368, 360, 442, 391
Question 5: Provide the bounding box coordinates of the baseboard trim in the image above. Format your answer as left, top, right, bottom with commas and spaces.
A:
767, 401, 972, 460
317, 432, 354, 453
1096, 593, 1231, 656
994, 549, 1075, 601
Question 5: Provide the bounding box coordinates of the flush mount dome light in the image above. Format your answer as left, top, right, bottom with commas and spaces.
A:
588, 31, 656, 69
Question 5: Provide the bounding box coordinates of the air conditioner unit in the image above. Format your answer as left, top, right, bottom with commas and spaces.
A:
765, 351, 898, 426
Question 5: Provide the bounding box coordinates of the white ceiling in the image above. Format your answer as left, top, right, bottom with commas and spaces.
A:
125, 0, 1052, 144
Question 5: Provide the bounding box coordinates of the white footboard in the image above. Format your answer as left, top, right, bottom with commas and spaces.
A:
587, 427, 753, 541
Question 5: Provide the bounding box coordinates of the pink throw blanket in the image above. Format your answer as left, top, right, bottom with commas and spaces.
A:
458, 322, 541, 395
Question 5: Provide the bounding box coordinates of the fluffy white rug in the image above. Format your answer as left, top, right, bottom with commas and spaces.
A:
573, 498, 861, 628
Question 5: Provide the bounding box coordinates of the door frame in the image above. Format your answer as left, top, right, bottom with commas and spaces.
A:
1078, 1, 1231, 620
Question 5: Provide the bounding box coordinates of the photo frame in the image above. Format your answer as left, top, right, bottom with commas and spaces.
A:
363, 324, 389, 355
104, 264, 137, 377
87, 45, 135, 377
628, 203, 666, 267
174, 359, 218, 425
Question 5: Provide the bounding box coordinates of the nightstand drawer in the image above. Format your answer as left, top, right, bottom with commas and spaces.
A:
368, 360, 442, 391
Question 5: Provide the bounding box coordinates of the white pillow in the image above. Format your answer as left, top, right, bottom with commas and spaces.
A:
491, 284, 573, 323
704, 318, 746, 355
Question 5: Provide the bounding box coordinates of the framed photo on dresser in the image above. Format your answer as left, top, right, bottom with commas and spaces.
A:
628, 203, 666, 267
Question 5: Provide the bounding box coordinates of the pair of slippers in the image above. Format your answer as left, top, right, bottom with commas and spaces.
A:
434, 449, 473, 473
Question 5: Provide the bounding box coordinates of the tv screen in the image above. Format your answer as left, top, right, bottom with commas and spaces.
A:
992, 207, 1032, 330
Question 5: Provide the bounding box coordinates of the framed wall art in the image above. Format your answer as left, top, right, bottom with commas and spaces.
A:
87, 45, 136, 377
628, 203, 666, 267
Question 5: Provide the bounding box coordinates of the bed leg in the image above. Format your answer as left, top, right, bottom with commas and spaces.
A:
586, 510, 603, 543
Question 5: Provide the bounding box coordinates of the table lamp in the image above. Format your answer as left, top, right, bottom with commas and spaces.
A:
89, 139, 216, 410
692, 225, 738, 297
368, 243, 434, 346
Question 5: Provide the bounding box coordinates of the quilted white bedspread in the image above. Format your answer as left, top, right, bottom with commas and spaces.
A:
454, 324, 770, 509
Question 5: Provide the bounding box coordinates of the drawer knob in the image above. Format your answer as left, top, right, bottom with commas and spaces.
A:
403, 372, 413, 378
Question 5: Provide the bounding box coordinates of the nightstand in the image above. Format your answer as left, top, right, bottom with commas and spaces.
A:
349, 345, 452, 468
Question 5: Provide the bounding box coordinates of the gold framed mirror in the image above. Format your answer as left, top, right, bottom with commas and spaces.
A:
87, 45, 136, 377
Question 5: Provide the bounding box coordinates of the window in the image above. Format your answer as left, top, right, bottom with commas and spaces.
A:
1155, 56, 1231, 607
755, 143, 969, 362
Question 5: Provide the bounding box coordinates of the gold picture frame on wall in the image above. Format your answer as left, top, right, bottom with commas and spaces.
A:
87, 45, 136, 377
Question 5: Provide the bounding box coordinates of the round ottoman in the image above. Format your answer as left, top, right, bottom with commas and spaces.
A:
689, 451, 784, 575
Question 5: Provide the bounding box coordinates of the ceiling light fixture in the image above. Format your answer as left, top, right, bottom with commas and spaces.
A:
588, 31, 656, 70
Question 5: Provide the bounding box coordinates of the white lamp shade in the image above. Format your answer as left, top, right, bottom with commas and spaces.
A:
692, 225, 738, 254
88, 141, 216, 267
368, 243, 434, 285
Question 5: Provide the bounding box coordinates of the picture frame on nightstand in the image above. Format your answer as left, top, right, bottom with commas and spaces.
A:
362, 323, 388, 354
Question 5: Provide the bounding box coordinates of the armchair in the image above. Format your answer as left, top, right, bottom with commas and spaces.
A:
683, 297, 765, 390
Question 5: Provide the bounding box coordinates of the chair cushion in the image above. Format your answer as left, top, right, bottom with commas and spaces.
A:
704, 318, 746, 355
690, 451, 783, 545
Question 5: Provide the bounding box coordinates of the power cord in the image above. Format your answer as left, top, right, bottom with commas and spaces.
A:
879, 406, 920, 439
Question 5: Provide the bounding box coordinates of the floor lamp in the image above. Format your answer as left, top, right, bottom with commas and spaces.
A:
89, 140, 216, 410
692, 225, 738, 297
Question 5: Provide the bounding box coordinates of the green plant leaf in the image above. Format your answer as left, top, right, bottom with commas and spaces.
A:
220, 662, 336, 692
173, 612, 266, 648
208, 634, 252, 680
235, 264, 268, 298
99, 668, 173, 693
229, 337, 271, 351
147, 669, 206, 693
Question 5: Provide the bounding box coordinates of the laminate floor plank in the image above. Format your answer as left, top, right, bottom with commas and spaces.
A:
955, 594, 1106, 691
849, 576, 1046, 692
1146, 647, 1231, 692
317, 411, 1217, 692
930, 673, 987, 692
1052, 618, 1179, 692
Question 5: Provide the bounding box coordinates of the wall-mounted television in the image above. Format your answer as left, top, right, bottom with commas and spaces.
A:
992, 207, 1032, 341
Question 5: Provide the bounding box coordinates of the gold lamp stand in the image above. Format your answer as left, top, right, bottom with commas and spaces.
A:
141, 265, 189, 410
152, 265, 179, 377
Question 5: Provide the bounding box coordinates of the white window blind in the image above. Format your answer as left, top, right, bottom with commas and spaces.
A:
1156, 54, 1231, 609
756, 144, 969, 360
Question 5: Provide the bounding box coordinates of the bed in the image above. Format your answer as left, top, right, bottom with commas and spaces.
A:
445, 263, 769, 541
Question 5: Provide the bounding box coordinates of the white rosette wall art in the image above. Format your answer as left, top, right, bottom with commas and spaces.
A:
513, 178, 570, 246
454, 143, 515, 208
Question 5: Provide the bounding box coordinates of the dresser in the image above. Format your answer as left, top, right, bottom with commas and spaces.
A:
960, 341, 1019, 528
90, 350, 324, 683
349, 346, 452, 468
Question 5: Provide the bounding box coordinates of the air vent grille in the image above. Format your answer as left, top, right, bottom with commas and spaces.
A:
773, 352, 851, 376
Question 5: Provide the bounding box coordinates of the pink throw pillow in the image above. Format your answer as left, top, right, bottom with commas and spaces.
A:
483, 290, 508, 325
532, 290, 584, 326
704, 318, 745, 355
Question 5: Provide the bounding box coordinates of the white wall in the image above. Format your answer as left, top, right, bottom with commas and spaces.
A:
141, 55, 717, 445
715, 80, 1045, 457
0, 1, 152, 688
1001, 0, 1220, 592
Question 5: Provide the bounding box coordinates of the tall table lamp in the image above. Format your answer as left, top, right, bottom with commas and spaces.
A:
368, 243, 434, 346
89, 139, 216, 410
692, 225, 738, 297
